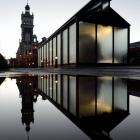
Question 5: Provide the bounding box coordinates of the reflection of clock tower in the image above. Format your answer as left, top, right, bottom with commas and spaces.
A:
21, 3, 34, 52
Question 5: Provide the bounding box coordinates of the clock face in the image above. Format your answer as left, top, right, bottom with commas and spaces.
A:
25, 33, 31, 43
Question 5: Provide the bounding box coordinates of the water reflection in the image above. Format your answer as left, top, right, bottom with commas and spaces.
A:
0, 75, 130, 139
128, 79, 140, 97
38, 75, 129, 139
1, 75, 140, 139
16, 76, 47, 139
0, 77, 5, 85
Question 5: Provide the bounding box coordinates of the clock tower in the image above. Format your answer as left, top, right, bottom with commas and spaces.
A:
16, 2, 38, 67
21, 3, 34, 52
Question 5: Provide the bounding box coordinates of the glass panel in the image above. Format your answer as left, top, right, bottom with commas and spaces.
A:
42, 46, 44, 65
114, 28, 128, 64
50, 40, 52, 66
41, 77, 44, 92
79, 77, 96, 117
38, 49, 39, 67
69, 23, 76, 64
62, 75, 68, 109
53, 37, 56, 66
46, 43, 48, 66
114, 78, 128, 111
79, 22, 96, 63
40, 47, 42, 64
47, 43, 50, 66
63, 29, 68, 64
40, 48, 42, 66
69, 76, 76, 116
57, 75, 61, 105
38, 76, 41, 90
97, 77, 112, 114
53, 75, 57, 102
97, 25, 113, 63
44, 45, 46, 67
57, 34, 61, 65
43, 77, 47, 94
47, 75, 50, 96
38, 48, 40, 67
50, 75, 53, 98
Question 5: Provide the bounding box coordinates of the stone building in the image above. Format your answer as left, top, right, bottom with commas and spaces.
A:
16, 3, 38, 68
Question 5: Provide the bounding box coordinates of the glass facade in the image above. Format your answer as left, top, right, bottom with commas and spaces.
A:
57, 34, 61, 65
114, 78, 128, 111
53, 37, 56, 66
57, 75, 61, 105
42, 46, 44, 66
49, 40, 52, 66
97, 25, 113, 63
114, 28, 128, 63
97, 77, 112, 114
38, 24, 128, 66
69, 23, 76, 64
43, 77, 47, 94
47, 75, 50, 96
62, 75, 68, 109
69, 76, 76, 115
50, 75, 53, 98
79, 22, 96, 63
46, 43, 48, 66
38, 48, 40, 67
62, 29, 68, 64
79, 77, 96, 117
44, 45, 46, 67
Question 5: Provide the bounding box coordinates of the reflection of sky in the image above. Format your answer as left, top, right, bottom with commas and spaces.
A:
0, 0, 139, 58
111, 95, 140, 140
0, 78, 25, 139
0, 78, 90, 140
32, 100, 90, 140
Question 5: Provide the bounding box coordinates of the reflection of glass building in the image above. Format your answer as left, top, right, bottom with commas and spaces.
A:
38, 74, 129, 139
38, 0, 130, 67
128, 79, 140, 97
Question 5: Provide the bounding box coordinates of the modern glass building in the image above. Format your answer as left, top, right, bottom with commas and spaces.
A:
38, 0, 130, 67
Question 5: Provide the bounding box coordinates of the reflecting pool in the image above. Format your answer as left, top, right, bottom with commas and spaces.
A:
0, 74, 140, 140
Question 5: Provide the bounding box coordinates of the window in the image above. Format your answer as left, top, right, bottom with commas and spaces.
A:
114, 78, 128, 111
63, 29, 68, 64
114, 28, 128, 64
97, 25, 113, 63
79, 22, 96, 63
53, 37, 56, 66
62, 75, 68, 109
97, 77, 112, 114
79, 77, 96, 117
57, 34, 61, 65
69, 76, 76, 115
49, 40, 52, 66
69, 23, 76, 64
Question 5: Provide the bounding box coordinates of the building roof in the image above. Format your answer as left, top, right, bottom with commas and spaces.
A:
38, 0, 130, 47
130, 41, 140, 48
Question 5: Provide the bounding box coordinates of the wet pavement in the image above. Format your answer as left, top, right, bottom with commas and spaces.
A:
8, 66, 140, 79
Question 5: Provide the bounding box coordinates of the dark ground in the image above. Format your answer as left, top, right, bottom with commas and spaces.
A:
7, 66, 140, 79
